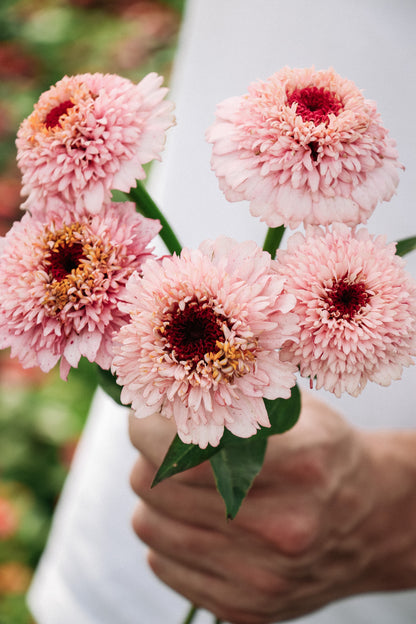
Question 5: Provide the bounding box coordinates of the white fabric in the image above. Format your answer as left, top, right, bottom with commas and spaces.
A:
28, 0, 416, 622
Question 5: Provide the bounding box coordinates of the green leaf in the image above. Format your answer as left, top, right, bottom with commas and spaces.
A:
152, 435, 220, 486
395, 236, 416, 257
210, 435, 267, 519
96, 366, 124, 406
152, 385, 301, 520
209, 385, 301, 519
263, 383, 301, 437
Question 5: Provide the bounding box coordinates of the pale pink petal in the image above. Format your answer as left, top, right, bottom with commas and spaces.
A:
277, 225, 416, 397
17, 72, 175, 215
226, 396, 270, 437
207, 67, 402, 229
0, 202, 160, 379
113, 237, 297, 448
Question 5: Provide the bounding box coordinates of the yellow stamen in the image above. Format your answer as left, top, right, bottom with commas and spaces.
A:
41, 222, 110, 315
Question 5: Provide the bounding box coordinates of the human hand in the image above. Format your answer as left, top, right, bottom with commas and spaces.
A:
129, 393, 416, 623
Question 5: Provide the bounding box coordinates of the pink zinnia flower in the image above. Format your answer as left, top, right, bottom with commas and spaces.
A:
275, 224, 416, 397
0, 497, 18, 540
0, 201, 160, 379
16, 72, 175, 214
206, 67, 401, 229
112, 237, 298, 448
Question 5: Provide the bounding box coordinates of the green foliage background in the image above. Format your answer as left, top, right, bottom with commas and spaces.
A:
0, 2, 184, 622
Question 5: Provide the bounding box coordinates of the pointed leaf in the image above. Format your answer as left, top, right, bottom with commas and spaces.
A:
210, 435, 267, 519
209, 384, 301, 518
152, 436, 220, 486
152, 384, 301, 516
395, 236, 416, 257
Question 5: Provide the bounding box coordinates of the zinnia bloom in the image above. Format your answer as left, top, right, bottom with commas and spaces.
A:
276, 224, 416, 397
112, 237, 298, 448
16, 72, 175, 214
206, 67, 401, 229
0, 497, 18, 540
0, 201, 160, 379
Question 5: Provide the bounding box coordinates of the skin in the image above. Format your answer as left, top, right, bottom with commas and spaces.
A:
129, 392, 416, 624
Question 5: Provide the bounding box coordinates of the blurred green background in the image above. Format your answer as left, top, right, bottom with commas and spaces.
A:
0, 1, 184, 622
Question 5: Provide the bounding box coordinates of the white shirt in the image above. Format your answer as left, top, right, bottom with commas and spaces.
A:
28, 1, 416, 622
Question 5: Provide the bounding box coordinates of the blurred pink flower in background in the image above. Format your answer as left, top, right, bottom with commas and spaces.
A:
0, 41, 38, 81
0, 176, 22, 235
0, 201, 160, 379
114, 1, 181, 70
0, 497, 19, 540
207, 67, 401, 229
113, 237, 299, 448
0, 350, 49, 388
16, 72, 175, 214
276, 224, 416, 397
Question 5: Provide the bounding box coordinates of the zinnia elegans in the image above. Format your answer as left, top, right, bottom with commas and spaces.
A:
276, 224, 416, 397
16, 72, 175, 215
206, 67, 401, 229
0, 202, 160, 379
112, 237, 299, 448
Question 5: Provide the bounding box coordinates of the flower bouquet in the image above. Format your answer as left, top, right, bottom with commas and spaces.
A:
1, 66, 416, 624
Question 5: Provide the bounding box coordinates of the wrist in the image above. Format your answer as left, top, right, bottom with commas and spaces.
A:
357, 429, 416, 592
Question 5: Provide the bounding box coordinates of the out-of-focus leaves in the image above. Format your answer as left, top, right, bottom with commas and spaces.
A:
0, 2, 183, 621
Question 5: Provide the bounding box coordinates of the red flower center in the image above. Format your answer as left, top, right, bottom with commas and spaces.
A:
48, 242, 85, 282
287, 86, 342, 125
44, 100, 75, 129
326, 277, 370, 320
163, 301, 224, 362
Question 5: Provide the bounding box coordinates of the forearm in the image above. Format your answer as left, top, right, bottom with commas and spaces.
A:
355, 429, 416, 593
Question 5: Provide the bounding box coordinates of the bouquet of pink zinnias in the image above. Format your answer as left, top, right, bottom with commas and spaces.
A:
1, 67, 416, 623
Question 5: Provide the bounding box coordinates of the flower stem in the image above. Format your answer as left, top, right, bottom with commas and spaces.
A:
128, 181, 182, 256
263, 225, 285, 258
182, 604, 198, 624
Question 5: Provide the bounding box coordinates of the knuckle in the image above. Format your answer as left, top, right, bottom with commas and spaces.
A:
146, 548, 162, 576
285, 451, 327, 488
276, 512, 320, 557
248, 568, 288, 598
129, 456, 153, 497
131, 503, 153, 544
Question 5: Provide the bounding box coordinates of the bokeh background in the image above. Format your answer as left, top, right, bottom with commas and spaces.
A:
0, 1, 184, 622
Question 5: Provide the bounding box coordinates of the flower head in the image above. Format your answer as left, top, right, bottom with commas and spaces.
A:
206, 67, 401, 229
0, 201, 160, 379
0, 497, 18, 540
17, 72, 175, 214
112, 237, 298, 448
275, 224, 416, 397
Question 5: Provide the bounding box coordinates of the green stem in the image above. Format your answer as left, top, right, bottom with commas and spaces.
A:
182, 604, 198, 624
128, 182, 182, 256
263, 225, 285, 258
